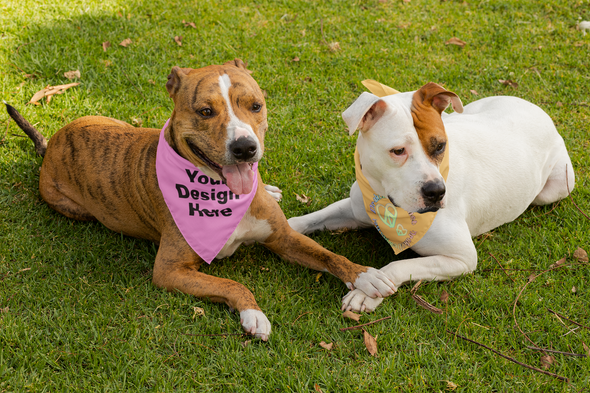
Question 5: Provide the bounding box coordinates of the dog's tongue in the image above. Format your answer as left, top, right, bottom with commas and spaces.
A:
222, 163, 255, 195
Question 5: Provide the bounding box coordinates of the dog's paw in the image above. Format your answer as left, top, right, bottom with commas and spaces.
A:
240, 309, 271, 341
349, 267, 397, 298
264, 184, 282, 202
342, 289, 384, 313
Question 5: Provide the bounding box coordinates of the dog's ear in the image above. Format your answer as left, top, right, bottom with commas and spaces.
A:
224, 58, 252, 74
416, 82, 464, 114
166, 66, 189, 98
342, 92, 389, 136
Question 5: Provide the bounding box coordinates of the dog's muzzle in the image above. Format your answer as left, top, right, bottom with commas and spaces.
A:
230, 136, 258, 161
421, 179, 446, 209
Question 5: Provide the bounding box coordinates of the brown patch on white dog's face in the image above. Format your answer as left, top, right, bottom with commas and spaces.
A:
411, 82, 463, 165
164, 61, 267, 177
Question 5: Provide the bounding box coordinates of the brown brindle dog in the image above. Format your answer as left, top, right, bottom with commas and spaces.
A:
6, 59, 395, 340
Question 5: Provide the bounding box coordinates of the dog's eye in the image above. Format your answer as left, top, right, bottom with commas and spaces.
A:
390, 148, 405, 156
435, 143, 446, 153
252, 103, 262, 113
199, 108, 213, 117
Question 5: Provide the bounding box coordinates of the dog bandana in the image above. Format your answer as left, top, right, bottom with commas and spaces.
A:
156, 119, 258, 263
355, 80, 449, 254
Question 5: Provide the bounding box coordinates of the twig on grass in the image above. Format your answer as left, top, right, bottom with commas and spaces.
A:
526, 346, 587, 358
339, 316, 391, 331
547, 308, 590, 331
489, 252, 516, 283
412, 294, 443, 314
447, 330, 569, 382
292, 311, 312, 325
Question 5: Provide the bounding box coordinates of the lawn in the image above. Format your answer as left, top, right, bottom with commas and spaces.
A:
1, 0, 589, 391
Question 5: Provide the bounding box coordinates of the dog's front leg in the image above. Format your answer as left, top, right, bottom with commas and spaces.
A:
288, 182, 372, 234
343, 221, 477, 312
153, 229, 271, 341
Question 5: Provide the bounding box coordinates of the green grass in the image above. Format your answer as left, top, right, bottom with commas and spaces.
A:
1, 0, 589, 391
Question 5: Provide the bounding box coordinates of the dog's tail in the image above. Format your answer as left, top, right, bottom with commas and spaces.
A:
3, 100, 47, 157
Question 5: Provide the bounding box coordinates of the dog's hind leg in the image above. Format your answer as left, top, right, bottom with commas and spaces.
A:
532, 149, 575, 206
288, 182, 372, 234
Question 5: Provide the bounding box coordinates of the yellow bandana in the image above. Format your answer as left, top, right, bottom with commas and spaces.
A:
355, 80, 449, 254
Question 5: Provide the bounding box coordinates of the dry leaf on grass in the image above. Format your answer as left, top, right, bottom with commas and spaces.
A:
573, 247, 588, 262
182, 20, 197, 28
328, 42, 341, 52
499, 79, 518, 88
342, 310, 361, 321
470, 89, 479, 95
540, 354, 555, 369
412, 294, 443, 314
445, 37, 466, 47
314, 384, 323, 393
319, 341, 333, 350
148, 79, 156, 85
174, 36, 183, 46
101, 59, 112, 68
363, 329, 377, 356
295, 193, 311, 205
549, 257, 566, 269
119, 38, 132, 47
192, 306, 205, 318
440, 290, 449, 303
292, 56, 300, 62
102, 41, 111, 52
445, 380, 458, 390
28, 83, 80, 105
241, 340, 251, 348
64, 70, 80, 80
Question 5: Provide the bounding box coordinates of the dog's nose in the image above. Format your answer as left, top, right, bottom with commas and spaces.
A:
421, 180, 446, 204
230, 137, 257, 161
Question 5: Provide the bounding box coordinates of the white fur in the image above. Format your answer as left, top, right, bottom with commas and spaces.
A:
289, 92, 575, 312
218, 74, 262, 161
240, 309, 271, 341
264, 184, 282, 201
216, 211, 273, 258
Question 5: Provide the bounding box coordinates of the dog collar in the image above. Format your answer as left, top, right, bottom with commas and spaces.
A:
355, 145, 449, 254
155, 119, 258, 263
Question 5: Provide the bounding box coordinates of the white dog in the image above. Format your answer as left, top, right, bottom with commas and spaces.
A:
288, 81, 575, 312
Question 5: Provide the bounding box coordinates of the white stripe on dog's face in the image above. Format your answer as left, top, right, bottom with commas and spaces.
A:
218, 74, 261, 159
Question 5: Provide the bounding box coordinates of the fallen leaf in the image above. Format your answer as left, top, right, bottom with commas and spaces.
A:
328, 42, 341, 52
18, 267, 31, 272
573, 247, 588, 262
540, 354, 555, 369
412, 294, 443, 314
100, 59, 112, 67
440, 290, 449, 303
470, 89, 479, 95
64, 70, 81, 80
315, 272, 322, 282
319, 341, 333, 350
556, 101, 563, 107
174, 36, 182, 46
363, 329, 378, 356
572, 286, 577, 293
0, 306, 8, 313
445, 37, 466, 47
28, 83, 80, 105
292, 56, 300, 62
549, 257, 566, 269
131, 117, 143, 127
342, 310, 361, 321
148, 79, 156, 85
498, 79, 518, 89
182, 20, 197, 28
102, 41, 111, 52
445, 380, 458, 390
295, 193, 311, 205
119, 38, 132, 47
241, 340, 251, 348
300, 29, 306, 37
314, 384, 323, 393
192, 306, 205, 318
527, 273, 537, 282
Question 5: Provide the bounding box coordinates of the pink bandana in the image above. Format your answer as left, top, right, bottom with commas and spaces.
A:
155, 119, 258, 263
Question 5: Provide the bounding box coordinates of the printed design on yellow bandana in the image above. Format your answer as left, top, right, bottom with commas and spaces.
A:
354, 79, 449, 254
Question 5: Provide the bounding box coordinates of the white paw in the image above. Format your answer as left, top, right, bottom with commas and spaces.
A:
264, 184, 282, 202
240, 309, 271, 341
342, 289, 384, 313
349, 267, 397, 298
